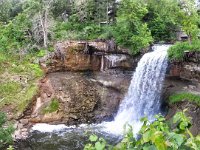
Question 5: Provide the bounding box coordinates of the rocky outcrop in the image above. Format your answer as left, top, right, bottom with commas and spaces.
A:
39, 40, 137, 73
167, 52, 200, 82
25, 72, 132, 125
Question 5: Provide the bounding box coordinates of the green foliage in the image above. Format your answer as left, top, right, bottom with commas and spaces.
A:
177, 0, 200, 42
84, 135, 112, 150
145, 0, 180, 42
0, 0, 12, 22
0, 0, 23, 23
43, 98, 60, 114
7, 145, 14, 150
168, 40, 200, 61
51, 0, 71, 19
113, 0, 153, 54
54, 20, 114, 41
0, 13, 32, 53
84, 111, 200, 150
169, 92, 200, 106
0, 112, 14, 149
1, 0, 199, 56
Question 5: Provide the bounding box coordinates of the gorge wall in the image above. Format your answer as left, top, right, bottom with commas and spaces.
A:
19, 41, 141, 130
164, 52, 200, 135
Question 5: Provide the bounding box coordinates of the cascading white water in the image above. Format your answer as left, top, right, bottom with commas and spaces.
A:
103, 45, 170, 134
100, 54, 127, 71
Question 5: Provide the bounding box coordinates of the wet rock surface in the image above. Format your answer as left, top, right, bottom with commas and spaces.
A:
162, 76, 200, 100
24, 71, 132, 125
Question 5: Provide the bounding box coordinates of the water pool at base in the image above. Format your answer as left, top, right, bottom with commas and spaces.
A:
15, 125, 122, 150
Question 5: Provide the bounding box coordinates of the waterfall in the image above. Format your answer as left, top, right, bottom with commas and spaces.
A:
100, 54, 127, 71
104, 45, 170, 134
105, 54, 127, 68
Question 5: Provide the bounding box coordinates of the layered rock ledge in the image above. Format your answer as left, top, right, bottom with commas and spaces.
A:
39, 40, 139, 73
167, 52, 200, 82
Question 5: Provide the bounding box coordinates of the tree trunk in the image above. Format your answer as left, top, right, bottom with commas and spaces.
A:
188, 33, 192, 44
39, 10, 48, 48
43, 9, 48, 48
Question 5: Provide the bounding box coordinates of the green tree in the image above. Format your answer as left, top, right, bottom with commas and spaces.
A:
114, 0, 153, 54
145, 0, 181, 42
0, 13, 32, 53
178, 0, 200, 43
0, 0, 12, 23
23, 0, 55, 48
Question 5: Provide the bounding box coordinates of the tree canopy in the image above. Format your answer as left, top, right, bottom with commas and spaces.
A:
0, 0, 199, 54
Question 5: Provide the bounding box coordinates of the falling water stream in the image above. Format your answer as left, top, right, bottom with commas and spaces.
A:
15, 45, 170, 150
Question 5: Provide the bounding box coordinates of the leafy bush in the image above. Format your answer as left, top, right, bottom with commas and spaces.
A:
0, 13, 32, 53
168, 40, 200, 61
0, 112, 14, 149
84, 111, 200, 150
169, 92, 200, 106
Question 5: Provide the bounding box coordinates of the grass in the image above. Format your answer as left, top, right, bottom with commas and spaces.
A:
43, 98, 59, 114
0, 51, 43, 118
0, 82, 21, 97
169, 92, 200, 106
168, 40, 200, 61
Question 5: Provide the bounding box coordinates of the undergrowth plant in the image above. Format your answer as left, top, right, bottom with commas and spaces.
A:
43, 98, 60, 114
0, 112, 14, 149
84, 110, 200, 150
169, 93, 200, 106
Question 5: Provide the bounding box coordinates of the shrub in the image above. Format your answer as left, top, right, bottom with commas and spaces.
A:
0, 112, 14, 149
168, 40, 200, 61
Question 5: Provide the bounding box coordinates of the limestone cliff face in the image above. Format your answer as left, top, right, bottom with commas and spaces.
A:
22, 40, 139, 125
39, 40, 136, 73
167, 52, 200, 82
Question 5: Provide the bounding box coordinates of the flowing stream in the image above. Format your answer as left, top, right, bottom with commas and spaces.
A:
15, 45, 170, 150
